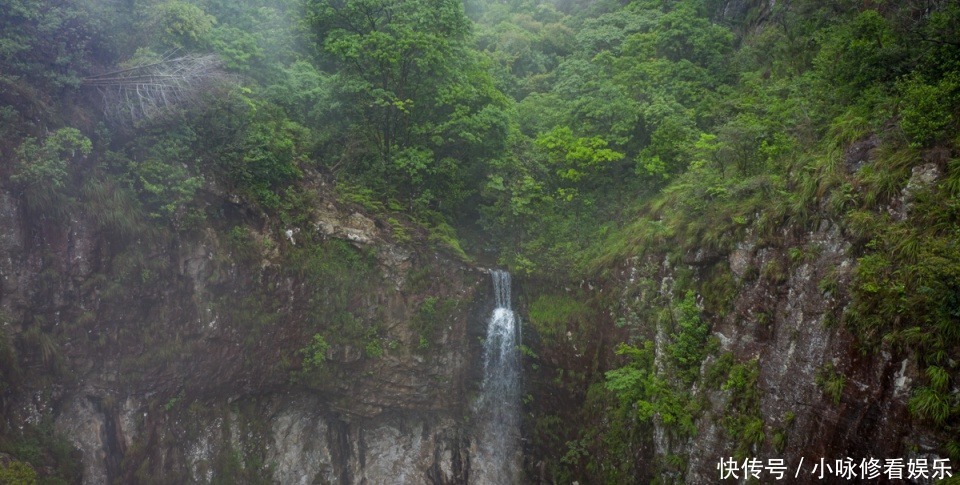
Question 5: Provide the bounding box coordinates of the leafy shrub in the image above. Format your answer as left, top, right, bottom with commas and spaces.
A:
299, 334, 329, 373
131, 158, 203, 222
10, 128, 91, 212
232, 116, 305, 209
605, 342, 698, 437
908, 385, 952, 426
0, 418, 81, 483
668, 290, 709, 382
211, 25, 263, 72
336, 182, 386, 212
704, 352, 734, 389
898, 72, 960, 148
387, 217, 412, 243
0, 0, 99, 90
363, 336, 383, 359
427, 219, 471, 261
0, 459, 38, 485
721, 359, 764, 458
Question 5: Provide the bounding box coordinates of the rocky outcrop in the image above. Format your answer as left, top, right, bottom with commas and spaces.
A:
676, 219, 929, 482
598, 171, 951, 483
520, 161, 954, 484
51, 392, 470, 484
0, 184, 488, 484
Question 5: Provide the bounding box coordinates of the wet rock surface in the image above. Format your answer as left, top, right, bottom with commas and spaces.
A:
0, 186, 488, 484
602, 219, 948, 484
517, 186, 952, 483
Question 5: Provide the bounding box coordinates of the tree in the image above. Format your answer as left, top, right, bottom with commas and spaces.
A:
149, 0, 216, 51
0, 0, 100, 94
305, 0, 471, 160
535, 126, 623, 187
305, 0, 510, 214
813, 10, 908, 103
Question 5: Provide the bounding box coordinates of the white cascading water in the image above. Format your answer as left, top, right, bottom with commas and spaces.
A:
472, 270, 522, 484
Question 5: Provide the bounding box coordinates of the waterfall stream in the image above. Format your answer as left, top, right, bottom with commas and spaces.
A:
473, 270, 522, 483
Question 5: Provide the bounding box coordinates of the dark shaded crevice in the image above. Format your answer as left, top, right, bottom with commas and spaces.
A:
329, 417, 352, 485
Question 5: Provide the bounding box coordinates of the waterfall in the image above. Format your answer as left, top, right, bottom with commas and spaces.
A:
473, 270, 522, 484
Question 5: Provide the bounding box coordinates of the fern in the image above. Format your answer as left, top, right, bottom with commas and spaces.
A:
908, 386, 951, 425
925, 366, 951, 393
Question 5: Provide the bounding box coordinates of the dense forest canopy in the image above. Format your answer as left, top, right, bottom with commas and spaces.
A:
1, 0, 960, 482
2, 0, 957, 269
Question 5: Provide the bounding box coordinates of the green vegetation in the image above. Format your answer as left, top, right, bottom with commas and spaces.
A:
527, 293, 591, 338
816, 362, 846, 405
304, 0, 509, 216
0, 0, 98, 93
898, 73, 960, 148
668, 290, 709, 383
532, 0, 960, 475
414, 296, 458, 351
7, 0, 955, 279
210, 447, 273, 485
2, 0, 960, 481
818, 270, 840, 296
287, 240, 378, 338
605, 342, 698, 437
909, 365, 955, 426
298, 334, 329, 373
721, 359, 764, 459
0, 418, 81, 485
10, 128, 92, 214
0, 459, 37, 485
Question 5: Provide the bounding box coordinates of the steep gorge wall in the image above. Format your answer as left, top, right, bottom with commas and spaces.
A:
642, 219, 942, 482
0, 181, 489, 484
520, 163, 954, 483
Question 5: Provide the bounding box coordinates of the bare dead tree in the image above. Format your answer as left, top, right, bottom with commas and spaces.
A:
83, 53, 232, 126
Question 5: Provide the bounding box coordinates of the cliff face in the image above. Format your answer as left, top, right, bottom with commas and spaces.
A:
2, 160, 951, 484
520, 160, 954, 484
0, 180, 488, 484
649, 221, 940, 483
